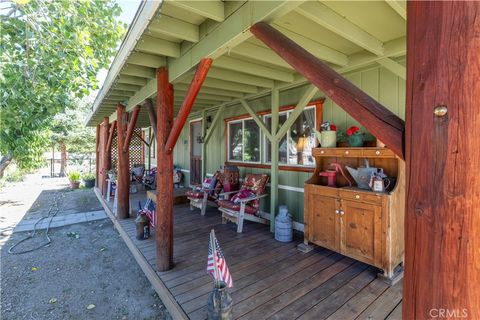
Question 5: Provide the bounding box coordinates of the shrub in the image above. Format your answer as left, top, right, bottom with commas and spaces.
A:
82, 172, 95, 181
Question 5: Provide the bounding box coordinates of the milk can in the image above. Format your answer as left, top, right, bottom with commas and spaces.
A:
207, 281, 233, 320
275, 205, 293, 242
135, 212, 150, 240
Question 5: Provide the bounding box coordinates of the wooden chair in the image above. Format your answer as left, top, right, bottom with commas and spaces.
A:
217, 173, 269, 233
185, 171, 224, 215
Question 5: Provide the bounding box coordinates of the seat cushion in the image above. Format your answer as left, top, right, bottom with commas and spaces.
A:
186, 190, 203, 199
217, 200, 257, 215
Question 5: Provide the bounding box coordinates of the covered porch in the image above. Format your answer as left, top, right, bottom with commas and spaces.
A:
95, 189, 402, 320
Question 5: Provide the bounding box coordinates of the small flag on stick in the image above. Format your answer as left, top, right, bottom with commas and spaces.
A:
207, 229, 233, 288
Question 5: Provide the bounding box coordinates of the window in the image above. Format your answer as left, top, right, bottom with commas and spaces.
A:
228, 119, 261, 163
264, 106, 317, 166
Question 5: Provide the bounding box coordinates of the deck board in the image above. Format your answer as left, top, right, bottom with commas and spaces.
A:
97, 189, 402, 320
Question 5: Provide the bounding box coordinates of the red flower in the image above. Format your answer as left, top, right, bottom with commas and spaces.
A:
330, 124, 337, 131
346, 126, 360, 136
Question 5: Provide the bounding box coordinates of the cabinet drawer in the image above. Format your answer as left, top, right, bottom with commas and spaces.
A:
363, 148, 395, 158
339, 190, 384, 205
340, 149, 363, 157
306, 184, 339, 198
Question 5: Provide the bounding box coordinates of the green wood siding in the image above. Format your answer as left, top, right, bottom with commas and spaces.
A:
166, 63, 406, 225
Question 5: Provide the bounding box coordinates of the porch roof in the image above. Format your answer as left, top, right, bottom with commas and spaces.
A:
87, 0, 406, 128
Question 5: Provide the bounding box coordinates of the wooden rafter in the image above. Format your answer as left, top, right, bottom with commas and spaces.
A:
164, 58, 213, 154
251, 22, 405, 159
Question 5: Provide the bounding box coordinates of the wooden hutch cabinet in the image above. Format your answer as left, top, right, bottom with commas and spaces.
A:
303, 147, 405, 283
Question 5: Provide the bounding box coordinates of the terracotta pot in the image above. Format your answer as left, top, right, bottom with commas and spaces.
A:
70, 181, 80, 189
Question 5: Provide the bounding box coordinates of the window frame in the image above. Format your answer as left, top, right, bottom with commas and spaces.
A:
226, 117, 262, 164
224, 99, 324, 172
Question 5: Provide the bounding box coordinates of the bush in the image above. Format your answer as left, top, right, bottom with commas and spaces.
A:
5, 170, 24, 183
82, 172, 95, 181
68, 171, 81, 182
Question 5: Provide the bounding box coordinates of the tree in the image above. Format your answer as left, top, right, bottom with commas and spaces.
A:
51, 98, 96, 176
0, 0, 125, 178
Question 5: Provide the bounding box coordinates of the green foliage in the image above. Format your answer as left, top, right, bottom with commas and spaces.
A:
68, 170, 81, 182
51, 98, 96, 154
82, 172, 95, 180
0, 0, 125, 172
4, 170, 25, 183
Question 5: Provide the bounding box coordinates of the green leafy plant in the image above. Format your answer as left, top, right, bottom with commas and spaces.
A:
68, 171, 81, 183
82, 172, 95, 181
0, 0, 125, 178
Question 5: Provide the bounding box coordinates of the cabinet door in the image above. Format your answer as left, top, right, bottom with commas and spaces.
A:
308, 194, 339, 251
340, 200, 382, 267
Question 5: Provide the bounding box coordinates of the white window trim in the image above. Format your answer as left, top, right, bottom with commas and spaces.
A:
263, 105, 317, 167
227, 117, 262, 164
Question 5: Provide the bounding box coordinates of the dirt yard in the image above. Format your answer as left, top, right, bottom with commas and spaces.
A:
0, 174, 169, 320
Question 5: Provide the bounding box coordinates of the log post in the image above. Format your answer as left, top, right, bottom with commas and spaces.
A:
403, 2, 480, 319
106, 120, 117, 154
156, 67, 174, 271
101, 117, 110, 195
116, 104, 130, 219
95, 124, 100, 187
164, 58, 213, 154
145, 98, 157, 140
123, 105, 141, 152
250, 22, 405, 159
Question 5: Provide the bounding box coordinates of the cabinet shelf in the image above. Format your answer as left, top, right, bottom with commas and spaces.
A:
303, 147, 405, 283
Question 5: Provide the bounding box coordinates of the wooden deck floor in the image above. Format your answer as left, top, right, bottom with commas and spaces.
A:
97, 190, 402, 320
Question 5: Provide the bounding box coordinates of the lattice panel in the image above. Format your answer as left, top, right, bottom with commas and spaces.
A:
110, 128, 144, 171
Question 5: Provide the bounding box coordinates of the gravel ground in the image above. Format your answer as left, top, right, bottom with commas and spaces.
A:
0, 173, 169, 320
1, 220, 169, 320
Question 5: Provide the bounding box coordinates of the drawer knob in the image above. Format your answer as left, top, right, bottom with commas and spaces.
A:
339, 210, 345, 215
345, 150, 349, 155
375, 150, 381, 155
355, 194, 360, 199
335, 209, 340, 214
320, 150, 325, 154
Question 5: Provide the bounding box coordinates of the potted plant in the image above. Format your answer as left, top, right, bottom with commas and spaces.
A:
346, 126, 364, 147
82, 172, 96, 188
317, 121, 337, 148
68, 171, 81, 189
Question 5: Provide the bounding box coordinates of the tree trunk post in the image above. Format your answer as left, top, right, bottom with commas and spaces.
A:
403, 2, 480, 319
116, 105, 130, 219
59, 142, 67, 177
156, 67, 174, 271
95, 124, 100, 187
101, 117, 110, 195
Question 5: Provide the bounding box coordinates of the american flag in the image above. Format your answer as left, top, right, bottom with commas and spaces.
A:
207, 231, 233, 288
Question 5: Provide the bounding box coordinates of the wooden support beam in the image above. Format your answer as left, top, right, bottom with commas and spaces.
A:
133, 130, 149, 147
275, 85, 318, 141
122, 64, 155, 79
156, 67, 174, 271
403, 2, 480, 319
214, 56, 295, 83
115, 83, 142, 92
175, 83, 244, 98
137, 35, 180, 58
101, 117, 110, 196
123, 105, 141, 152
208, 67, 275, 88
240, 99, 274, 142
231, 42, 294, 70
127, 78, 157, 110
165, 58, 213, 154
106, 120, 117, 154
145, 98, 157, 140
204, 105, 225, 143
377, 57, 406, 80
95, 125, 100, 187
148, 15, 199, 43
269, 87, 280, 233
117, 75, 147, 86
386, 0, 406, 20
295, 2, 385, 56
128, 52, 165, 69
251, 22, 405, 159
116, 104, 129, 219
166, 0, 224, 22
201, 110, 207, 179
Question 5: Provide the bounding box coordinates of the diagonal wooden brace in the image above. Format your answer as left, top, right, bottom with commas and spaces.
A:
144, 98, 157, 141
105, 120, 117, 154
251, 22, 405, 159
164, 58, 213, 154
123, 105, 141, 152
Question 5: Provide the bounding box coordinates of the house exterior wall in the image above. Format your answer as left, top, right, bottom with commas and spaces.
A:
146, 62, 406, 225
